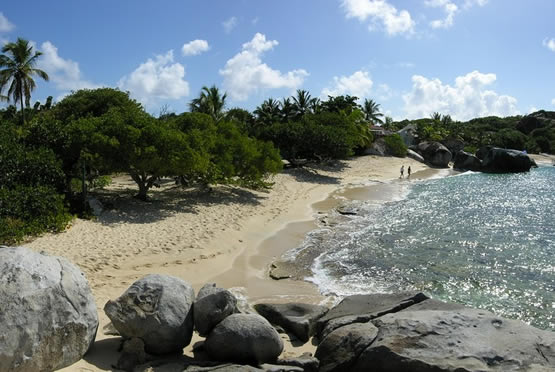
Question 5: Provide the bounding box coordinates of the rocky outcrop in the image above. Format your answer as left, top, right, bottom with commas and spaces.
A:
194, 283, 239, 337
416, 141, 452, 167
516, 110, 555, 135
104, 274, 195, 354
354, 308, 555, 371
316, 292, 428, 339
481, 147, 537, 173
441, 138, 465, 155
397, 124, 419, 147
453, 150, 482, 171
364, 137, 388, 156
204, 313, 284, 364
0, 246, 98, 372
254, 302, 329, 342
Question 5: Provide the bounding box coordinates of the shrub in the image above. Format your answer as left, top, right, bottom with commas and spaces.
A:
384, 134, 408, 157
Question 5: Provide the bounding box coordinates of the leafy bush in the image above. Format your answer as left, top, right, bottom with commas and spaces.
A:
0, 186, 72, 245
384, 134, 408, 157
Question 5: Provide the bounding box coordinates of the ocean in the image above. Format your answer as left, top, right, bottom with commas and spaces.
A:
287, 165, 555, 330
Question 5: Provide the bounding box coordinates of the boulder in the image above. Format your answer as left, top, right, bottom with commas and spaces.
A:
476, 145, 493, 160
416, 141, 452, 167
364, 137, 388, 156
0, 246, 98, 372
315, 322, 379, 372
441, 138, 465, 154
336, 203, 359, 216
397, 124, 419, 147
516, 110, 555, 134
453, 150, 482, 171
194, 283, 239, 337
254, 302, 329, 342
275, 353, 319, 372
104, 274, 194, 354
481, 147, 537, 173
204, 313, 284, 364
407, 149, 425, 163
316, 292, 428, 338
351, 308, 555, 371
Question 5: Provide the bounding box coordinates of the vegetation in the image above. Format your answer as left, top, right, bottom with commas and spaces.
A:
383, 134, 407, 157
0, 38, 49, 125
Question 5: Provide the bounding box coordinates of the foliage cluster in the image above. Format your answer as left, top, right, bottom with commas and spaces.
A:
383, 134, 408, 157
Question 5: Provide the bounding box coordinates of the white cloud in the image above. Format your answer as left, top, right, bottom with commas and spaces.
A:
322, 70, 374, 99
425, 0, 458, 29
403, 70, 520, 120
38, 41, 100, 91
220, 33, 308, 101
341, 0, 415, 36
118, 50, 189, 106
0, 12, 14, 32
464, 0, 489, 8
543, 38, 555, 52
222, 16, 238, 34
181, 39, 210, 56
551, 98, 555, 106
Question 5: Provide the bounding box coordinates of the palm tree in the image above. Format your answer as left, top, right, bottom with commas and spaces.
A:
362, 98, 384, 125
292, 89, 312, 118
0, 38, 49, 125
254, 98, 281, 125
189, 85, 227, 122
280, 97, 295, 122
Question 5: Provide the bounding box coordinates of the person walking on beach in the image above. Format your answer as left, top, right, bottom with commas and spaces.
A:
407, 166, 412, 178
400, 165, 404, 178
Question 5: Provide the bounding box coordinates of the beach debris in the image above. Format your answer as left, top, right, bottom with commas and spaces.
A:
254, 303, 329, 343
194, 283, 240, 337
0, 246, 98, 372
315, 322, 379, 372
104, 274, 195, 354
204, 313, 284, 364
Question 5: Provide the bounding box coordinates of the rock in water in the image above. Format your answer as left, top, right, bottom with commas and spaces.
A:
194, 283, 239, 337
481, 147, 537, 173
0, 246, 98, 371
204, 313, 284, 364
453, 150, 482, 171
353, 308, 555, 371
104, 274, 195, 354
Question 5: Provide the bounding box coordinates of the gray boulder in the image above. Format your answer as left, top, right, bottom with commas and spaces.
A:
351, 308, 555, 371
194, 283, 239, 337
0, 246, 98, 372
416, 141, 452, 167
516, 110, 555, 134
204, 313, 284, 364
316, 292, 428, 338
441, 138, 465, 154
453, 150, 482, 171
275, 353, 319, 372
315, 322, 379, 372
397, 124, 419, 147
364, 138, 388, 156
407, 148, 425, 163
481, 147, 537, 173
104, 274, 194, 354
254, 302, 329, 342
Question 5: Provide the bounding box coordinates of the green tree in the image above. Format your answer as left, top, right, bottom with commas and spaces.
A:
254, 98, 281, 125
292, 89, 312, 118
280, 97, 295, 122
362, 98, 384, 125
189, 85, 227, 122
0, 38, 49, 125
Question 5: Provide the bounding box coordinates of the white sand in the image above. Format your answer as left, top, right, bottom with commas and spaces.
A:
24, 155, 429, 371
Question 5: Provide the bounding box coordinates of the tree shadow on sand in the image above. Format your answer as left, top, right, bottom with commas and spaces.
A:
285, 160, 350, 185
91, 182, 266, 226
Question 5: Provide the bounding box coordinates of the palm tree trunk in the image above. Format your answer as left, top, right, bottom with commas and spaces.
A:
19, 83, 25, 125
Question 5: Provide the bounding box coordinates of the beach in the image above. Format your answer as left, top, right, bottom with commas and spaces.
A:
23, 155, 427, 371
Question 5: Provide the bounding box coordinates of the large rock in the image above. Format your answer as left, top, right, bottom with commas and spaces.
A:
104, 274, 194, 354
315, 322, 379, 372
254, 302, 329, 342
397, 124, 419, 147
407, 148, 425, 163
364, 137, 388, 156
316, 292, 428, 338
194, 283, 239, 337
204, 313, 284, 364
416, 141, 452, 167
453, 150, 482, 171
481, 147, 537, 173
441, 138, 465, 154
516, 110, 555, 135
0, 246, 98, 372
351, 308, 555, 371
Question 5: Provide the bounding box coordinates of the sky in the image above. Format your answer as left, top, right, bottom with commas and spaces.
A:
1, 0, 554, 121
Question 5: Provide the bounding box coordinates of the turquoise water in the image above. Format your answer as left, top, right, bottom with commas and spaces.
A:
301, 166, 555, 330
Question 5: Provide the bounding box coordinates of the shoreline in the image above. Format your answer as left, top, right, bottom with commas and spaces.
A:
24, 155, 432, 370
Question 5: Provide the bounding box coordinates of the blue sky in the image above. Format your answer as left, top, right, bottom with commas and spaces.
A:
1, 0, 554, 120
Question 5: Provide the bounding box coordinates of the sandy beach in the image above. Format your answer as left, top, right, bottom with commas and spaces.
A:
25, 155, 428, 371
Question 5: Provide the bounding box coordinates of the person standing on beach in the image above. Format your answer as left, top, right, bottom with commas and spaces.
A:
400, 165, 404, 178
407, 166, 412, 178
